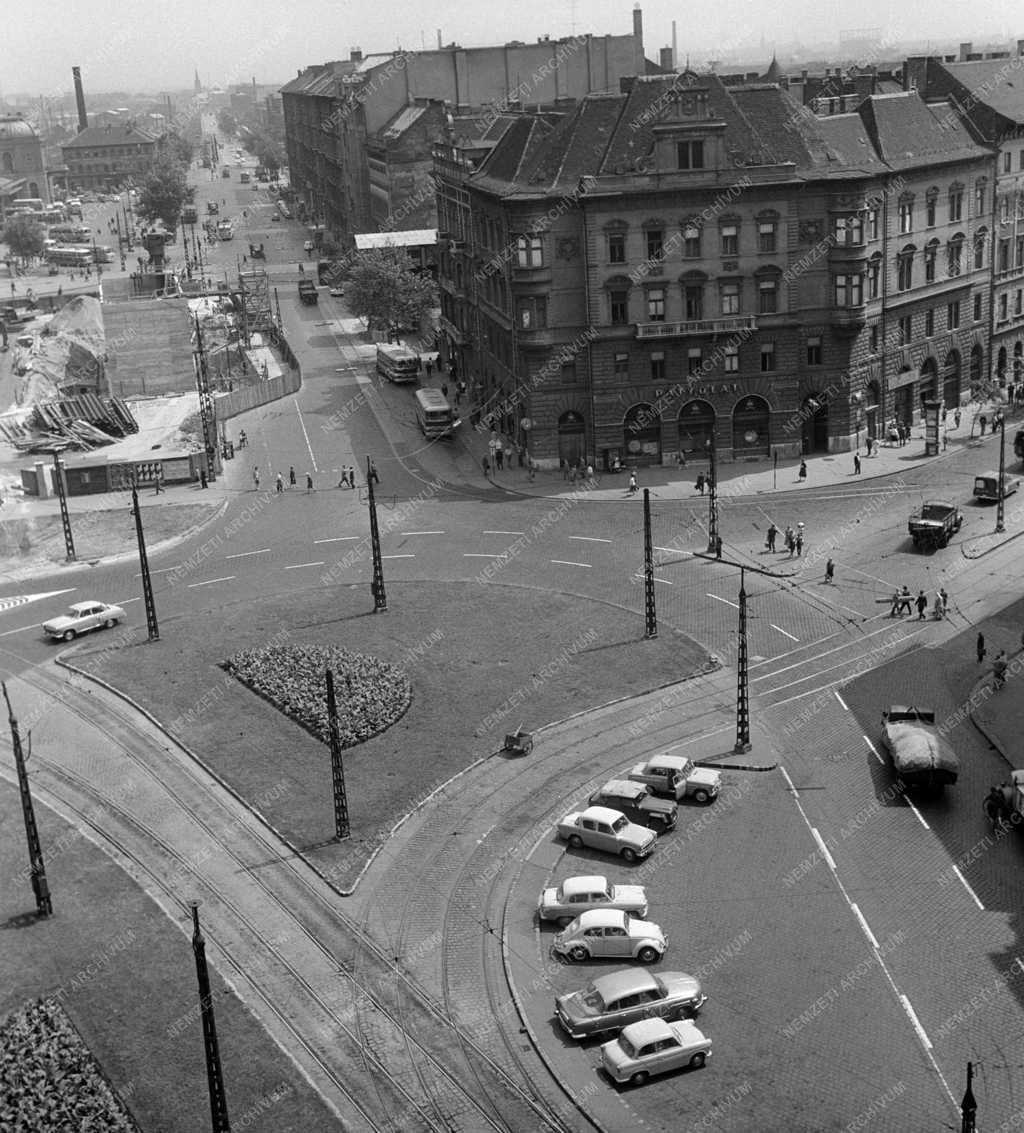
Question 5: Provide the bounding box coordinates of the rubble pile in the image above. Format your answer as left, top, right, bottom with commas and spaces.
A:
11, 296, 105, 406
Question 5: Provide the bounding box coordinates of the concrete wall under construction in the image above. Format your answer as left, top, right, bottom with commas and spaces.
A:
104, 298, 195, 398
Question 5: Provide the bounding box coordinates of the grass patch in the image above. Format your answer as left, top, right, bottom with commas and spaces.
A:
223, 644, 411, 746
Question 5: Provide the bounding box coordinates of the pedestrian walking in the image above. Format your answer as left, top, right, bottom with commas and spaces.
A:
766, 522, 778, 552
239, 430, 247, 448
628, 471, 638, 495
696, 472, 706, 495
853, 453, 861, 475
289, 465, 296, 488
954, 408, 961, 429
561, 458, 568, 481
993, 650, 1009, 689
977, 632, 987, 663
715, 535, 723, 560
569, 463, 577, 484
585, 462, 594, 481
348, 465, 357, 489
338, 467, 349, 489
916, 589, 928, 619
416, 354, 422, 373
866, 435, 874, 457
495, 442, 504, 471
980, 414, 988, 436
784, 525, 795, 556
482, 455, 491, 478
798, 459, 808, 481
276, 472, 284, 493
369, 460, 380, 485
153, 468, 164, 495
897, 585, 913, 615
795, 531, 804, 556
890, 590, 902, 617
252, 466, 260, 491
426, 359, 433, 378
825, 558, 835, 584
306, 472, 314, 493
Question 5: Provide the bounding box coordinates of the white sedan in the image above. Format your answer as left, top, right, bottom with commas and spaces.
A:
538, 875, 648, 926
42, 601, 125, 642
602, 1018, 712, 1086
303, 240, 315, 252
328, 285, 344, 297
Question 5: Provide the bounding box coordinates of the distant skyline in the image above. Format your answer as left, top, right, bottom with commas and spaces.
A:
3, 0, 1022, 97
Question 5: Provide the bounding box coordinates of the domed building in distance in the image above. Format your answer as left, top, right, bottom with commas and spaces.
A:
0, 115, 49, 213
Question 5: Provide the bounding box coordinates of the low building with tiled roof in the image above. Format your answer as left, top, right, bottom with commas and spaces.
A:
434, 71, 995, 468
60, 122, 159, 191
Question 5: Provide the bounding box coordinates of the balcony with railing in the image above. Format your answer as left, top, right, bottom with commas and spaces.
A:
635, 315, 758, 340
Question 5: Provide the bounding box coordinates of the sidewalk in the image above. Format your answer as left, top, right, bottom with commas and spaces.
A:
968, 594, 1024, 771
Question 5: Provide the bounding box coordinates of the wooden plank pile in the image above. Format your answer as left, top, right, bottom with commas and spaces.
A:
14, 395, 141, 453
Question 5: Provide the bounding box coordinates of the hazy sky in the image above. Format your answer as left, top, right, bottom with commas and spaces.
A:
3, 0, 1020, 96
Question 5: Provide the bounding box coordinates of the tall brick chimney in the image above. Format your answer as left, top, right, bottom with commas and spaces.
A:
72, 66, 88, 133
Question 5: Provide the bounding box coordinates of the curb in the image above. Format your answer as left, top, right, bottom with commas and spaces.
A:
694, 758, 780, 772
960, 526, 1024, 560
966, 647, 1024, 770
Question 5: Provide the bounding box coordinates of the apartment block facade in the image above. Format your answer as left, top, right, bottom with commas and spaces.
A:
434, 72, 994, 469
61, 123, 158, 191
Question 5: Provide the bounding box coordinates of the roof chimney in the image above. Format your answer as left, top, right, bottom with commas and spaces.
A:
72, 66, 88, 133
959, 42, 972, 62
350, 47, 362, 62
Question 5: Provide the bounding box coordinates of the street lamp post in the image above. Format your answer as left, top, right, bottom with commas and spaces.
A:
706, 434, 719, 554
996, 409, 1007, 534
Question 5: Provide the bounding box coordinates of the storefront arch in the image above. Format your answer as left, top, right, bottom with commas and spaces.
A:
677, 400, 715, 456
1014, 341, 1023, 382
919, 357, 938, 404
732, 396, 771, 457
866, 380, 882, 441
557, 410, 586, 468
996, 346, 1007, 383
944, 349, 962, 408
623, 403, 662, 465
800, 394, 829, 454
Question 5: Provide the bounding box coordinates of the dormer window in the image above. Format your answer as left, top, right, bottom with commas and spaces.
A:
676, 140, 705, 170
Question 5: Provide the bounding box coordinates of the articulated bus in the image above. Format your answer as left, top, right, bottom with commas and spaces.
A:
376, 343, 419, 384
414, 388, 455, 438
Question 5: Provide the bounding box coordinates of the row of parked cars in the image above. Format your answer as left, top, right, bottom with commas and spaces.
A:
542, 753, 723, 1087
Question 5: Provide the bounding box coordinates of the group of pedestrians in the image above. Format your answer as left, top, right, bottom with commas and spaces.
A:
889, 584, 949, 620
764, 521, 805, 557
888, 419, 912, 446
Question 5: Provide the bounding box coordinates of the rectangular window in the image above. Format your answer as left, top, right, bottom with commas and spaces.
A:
676, 140, 705, 169
867, 258, 881, 299
758, 221, 777, 252
867, 209, 879, 240
834, 215, 863, 245
609, 289, 629, 325
1005, 152, 1013, 174
1020, 149, 1024, 171
949, 188, 964, 222
646, 287, 665, 322
1016, 290, 1023, 316
948, 240, 962, 277
720, 224, 738, 256
687, 347, 703, 375
924, 309, 934, 337
1017, 237, 1024, 268
720, 281, 740, 315
515, 235, 543, 267
758, 279, 778, 314
898, 200, 913, 234
724, 344, 739, 372
806, 336, 822, 365
1001, 197, 1012, 224
1000, 239, 1010, 273
835, 274, 862, 306
607, 231, 625, 264
925, 245, 937, 283
646, 229, 664, 261
684, 285, 703, 321
869, 325, 879, 353
561, 362, 577, 383
898, 316, 912, 346
974, 293, 983, 322
650, 352, 665, 381
999, 293, 1009, 321
947, 301, 960, 330
760, 341, 775, 372
682, 225, 701, 258
517, 296, 546, 328
926, 197, 937, 227
614, 352, 629, 377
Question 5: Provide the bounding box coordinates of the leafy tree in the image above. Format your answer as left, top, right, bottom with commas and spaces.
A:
245, 127, 285, 174
342, 247, 438, 339
2, 214, 46, 264
217, 110, 237, 136
135, 154, 189, 231
158, 130, 193, 168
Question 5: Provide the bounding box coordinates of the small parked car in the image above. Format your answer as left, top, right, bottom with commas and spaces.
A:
589, 779, 677, 833
42, 601, 125, 642
555, 967, 706, 1040
303, 239, 315, 252
557, 806, 656, 863
552, 909, 667, 964
328, 285, 344, 297
601, 1017, 712, 1086
538, 874, 648, 926
628, 754, 721, 804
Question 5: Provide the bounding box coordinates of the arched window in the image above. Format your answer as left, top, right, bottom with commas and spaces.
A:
919, 357, 938, 403
925, 186, 939, 227
732, 396, 770, 456
677, 400, 715, 455
947, 233, 965, 277
974, 227, 987, 270
897, 245, 916, 291
623, 403, 662, 465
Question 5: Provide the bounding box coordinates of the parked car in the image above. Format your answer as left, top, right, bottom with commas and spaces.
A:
628, 755, 721, 804
538, 875, 648, 926
328, 285, 344, 297
303, 239, 315, 252
271, 213, 280, 221
589, 779, 677, 833
552, 909, 666, 964
42, 601, 125, 642
557, 806, 657, 862
601, 1018, 712, 1086
555, 968, 706, 1040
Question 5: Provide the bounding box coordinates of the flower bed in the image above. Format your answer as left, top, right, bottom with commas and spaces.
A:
0, 998, 136, 1131
223, 643, 411, 747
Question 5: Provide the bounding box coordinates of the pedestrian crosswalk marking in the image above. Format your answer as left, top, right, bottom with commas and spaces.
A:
0, 589, 76, 615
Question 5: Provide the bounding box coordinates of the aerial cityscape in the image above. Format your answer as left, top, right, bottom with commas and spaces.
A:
3, 4, 1024, 1131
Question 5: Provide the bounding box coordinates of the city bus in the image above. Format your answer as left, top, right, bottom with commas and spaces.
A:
375, 343, 419, 384
10, 198, 44, 214
49, 224, 92, 244
45, 247, 94, 268
216, 220, 234, 241
414, 388, 455, 438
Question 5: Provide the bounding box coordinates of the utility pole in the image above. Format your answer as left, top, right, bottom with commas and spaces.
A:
3, 682, 52, 917
734, 566, 752, 754
366, 457, 387, 612
52, 453, 76, 562
642, 488, 657, 638
706, 434, 719, 553
325, 670, 350, 840
960, 1061, 976, 1132
192, 314, 218, 483
996, 409, 1007, 534
131, 486, 160, 641
189, 902, 231, 1133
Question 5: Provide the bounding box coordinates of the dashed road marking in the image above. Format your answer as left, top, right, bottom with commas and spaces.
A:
708, 592, 739, 609
315, 536, 358, 544
864, 736, 884, 765
569, 535, 612, 543
283, 561, 326, 570
551, 560, 592, 568
463, 553, 508, 559
950, 866, 984, 910
225, 548, 270, 559
402, 531, 445, 536
899, 994, 933, 1051
770, 623, 800, 641
381, 554, 415, 559
483, 530, 524, 536
632, 574, 673, 585
834, 691, 848, 710
188, 576, 235, 588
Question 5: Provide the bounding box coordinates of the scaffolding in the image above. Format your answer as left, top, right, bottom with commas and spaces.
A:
237, 269, 273, 342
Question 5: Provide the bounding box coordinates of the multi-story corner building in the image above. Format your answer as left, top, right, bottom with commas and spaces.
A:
0, 115, 49, 211
913, 47, 1024, 390
433, 72, 993, 469
60, 122, 158, 191
282, 10, 648, 244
